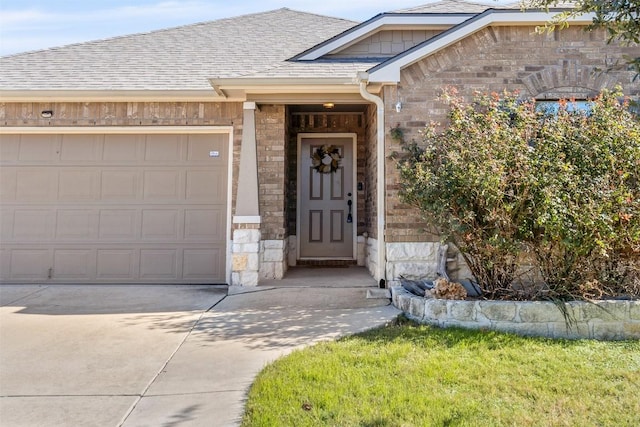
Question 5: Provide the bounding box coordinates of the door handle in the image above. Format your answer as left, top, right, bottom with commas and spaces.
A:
347, 199, 353, 223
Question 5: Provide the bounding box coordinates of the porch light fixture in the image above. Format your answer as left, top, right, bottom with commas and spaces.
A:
323, 102, 335, 109
41, 110, 53, 118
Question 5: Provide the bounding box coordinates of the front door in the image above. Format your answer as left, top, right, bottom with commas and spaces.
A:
298, 134, 356, 259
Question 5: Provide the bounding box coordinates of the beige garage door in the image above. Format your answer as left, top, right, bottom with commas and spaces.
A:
0, 131, 229, 284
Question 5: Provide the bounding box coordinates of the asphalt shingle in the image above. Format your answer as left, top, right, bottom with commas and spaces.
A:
0, 8, 356, 91
393, 0, 519, 13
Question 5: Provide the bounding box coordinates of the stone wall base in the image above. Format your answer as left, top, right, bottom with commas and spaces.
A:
386, 242, 441, 281
365, 236, 378, 279
391, 285, 640, 340
231, 227, 261, 286
260, 239, 288, 280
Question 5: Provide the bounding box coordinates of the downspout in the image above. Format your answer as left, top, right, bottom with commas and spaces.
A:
358, 72, 387, 285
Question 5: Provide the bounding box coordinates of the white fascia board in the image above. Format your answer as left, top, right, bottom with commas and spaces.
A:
295, 14, 473, 61
367, 10, 596, 84
209, 77, 360, 94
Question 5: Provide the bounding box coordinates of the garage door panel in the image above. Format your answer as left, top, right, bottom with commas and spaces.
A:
141, 210, 179, 240
18, 135, 60, 162
56, 210, 98, 240
1, 132, 229, 284
140, 249, 178, 279
0, 210, 12, 242
16, 169, 57, 201
183, 248, 223, 279
60, 135, 102, 162
186, 170, 226, 201
103, 135, 144, 162
187, 134, 227, 163
9, 250, 50, 280
53, 249, 94, 279
13, 210, 55, 240
99, 210, 139, 240
184, 209, 224, 240
0, 135, 20, 162
143, 170, 182, 200
101, 170, 141, 200
96, 249, 137, 279
0, 249, 9, 281
59, 170, 100, 201
144, 135, 185, 162
0, 169, 17, 200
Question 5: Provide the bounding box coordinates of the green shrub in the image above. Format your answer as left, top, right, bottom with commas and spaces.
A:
529, 91, 640, 298
395, 87, 640, 300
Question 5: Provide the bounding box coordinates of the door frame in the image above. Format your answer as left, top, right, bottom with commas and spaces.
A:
296, 133, 357, 261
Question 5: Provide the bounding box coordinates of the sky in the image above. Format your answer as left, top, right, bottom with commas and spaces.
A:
0, 0, 511, 57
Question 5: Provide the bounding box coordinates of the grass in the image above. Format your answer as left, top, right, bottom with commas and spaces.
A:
242, 317, 640, 426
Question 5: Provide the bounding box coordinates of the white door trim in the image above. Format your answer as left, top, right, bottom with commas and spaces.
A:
296, 133, 357, 261
0, 126, 235, 284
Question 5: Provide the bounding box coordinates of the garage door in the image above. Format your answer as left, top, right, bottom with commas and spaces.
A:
0, 130, 230, 284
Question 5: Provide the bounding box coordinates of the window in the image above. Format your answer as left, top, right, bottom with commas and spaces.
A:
535, 100, 591, 115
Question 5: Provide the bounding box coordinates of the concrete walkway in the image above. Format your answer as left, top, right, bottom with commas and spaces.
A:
0, 268, 400, 426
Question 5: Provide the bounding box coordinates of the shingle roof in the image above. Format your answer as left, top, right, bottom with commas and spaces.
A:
0, 8, 356, 91
393, 0, 520, 14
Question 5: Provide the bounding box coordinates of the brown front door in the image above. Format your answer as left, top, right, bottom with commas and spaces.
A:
298, 134, 355, 259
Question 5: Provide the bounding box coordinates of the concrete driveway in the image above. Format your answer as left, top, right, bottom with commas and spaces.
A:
0, 275, 399, 426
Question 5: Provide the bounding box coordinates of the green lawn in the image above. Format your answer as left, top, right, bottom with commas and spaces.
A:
242, 317, 640, 426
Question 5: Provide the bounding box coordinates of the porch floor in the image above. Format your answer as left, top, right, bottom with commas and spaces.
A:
259, 266, 376, 288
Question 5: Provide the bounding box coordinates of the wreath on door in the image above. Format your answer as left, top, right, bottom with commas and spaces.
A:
311, 145, 341, 174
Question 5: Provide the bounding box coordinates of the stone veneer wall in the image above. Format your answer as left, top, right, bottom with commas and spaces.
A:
385, 242, 441, 281
391, 286, 640, 340
231, 224, 260, 286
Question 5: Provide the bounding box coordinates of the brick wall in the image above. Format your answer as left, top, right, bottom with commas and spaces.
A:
384, 25, 640, 243
364, 104, 378, 238
255, 104, 287, 241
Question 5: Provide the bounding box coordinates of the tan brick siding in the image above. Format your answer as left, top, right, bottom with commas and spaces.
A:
256, 105, 287, 240
364, 104, 378, 238
384, 25, 640, 243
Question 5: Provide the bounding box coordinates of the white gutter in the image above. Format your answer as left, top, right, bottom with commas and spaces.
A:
357, 71, 386, 285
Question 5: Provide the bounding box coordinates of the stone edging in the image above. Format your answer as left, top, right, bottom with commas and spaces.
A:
390, 285, 640, 340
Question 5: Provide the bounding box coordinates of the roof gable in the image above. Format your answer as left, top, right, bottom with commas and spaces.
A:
366, 8, 595, 83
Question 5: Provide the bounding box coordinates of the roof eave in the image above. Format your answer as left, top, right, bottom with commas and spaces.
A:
367, 9, 597, 84
0, 90, 224, 103
210, 76, 383, 103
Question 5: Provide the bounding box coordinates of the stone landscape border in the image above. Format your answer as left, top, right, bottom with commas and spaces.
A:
390, 285, 640, 340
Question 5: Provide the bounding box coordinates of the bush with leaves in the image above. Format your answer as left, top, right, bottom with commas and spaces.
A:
394, 88, 540, 298
395, 87, 640, 300
529, 91, 640, 299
